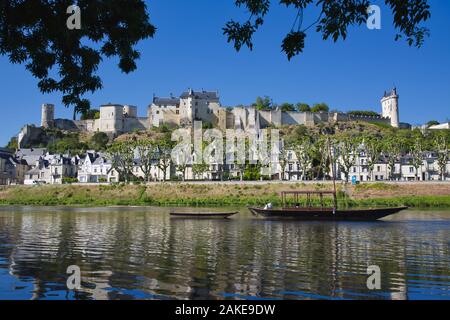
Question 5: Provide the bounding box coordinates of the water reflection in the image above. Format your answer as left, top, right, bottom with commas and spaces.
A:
0, 207, 448, 300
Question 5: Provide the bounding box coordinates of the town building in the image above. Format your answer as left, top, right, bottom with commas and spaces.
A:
24, 153, 78, 185
77, 151, 119, 183
0, 148, 28, 185
339, 151, 450, 182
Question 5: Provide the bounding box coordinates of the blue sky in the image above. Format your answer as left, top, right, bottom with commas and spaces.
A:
1, 0, 449, 146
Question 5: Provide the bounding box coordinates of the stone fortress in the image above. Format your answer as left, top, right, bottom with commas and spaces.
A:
18, 88, 403, 147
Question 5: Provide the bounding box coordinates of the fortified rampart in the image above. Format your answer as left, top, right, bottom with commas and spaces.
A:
17, 88, 402, 146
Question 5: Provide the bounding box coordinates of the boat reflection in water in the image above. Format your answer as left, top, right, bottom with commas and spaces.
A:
0, 207, 448, 300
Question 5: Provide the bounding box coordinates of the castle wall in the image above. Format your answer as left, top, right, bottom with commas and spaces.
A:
54, 119, 83, 131
18, 125, 44, 148
258, 110, 272, 128
348, 115, 391, 125
72, 120, 99, 132
282, 112, 306, 125
123, 105, 137, 118
123, 117, 149, 132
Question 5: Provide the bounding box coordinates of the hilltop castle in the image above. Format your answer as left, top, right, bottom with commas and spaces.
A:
18, 88, 403, 147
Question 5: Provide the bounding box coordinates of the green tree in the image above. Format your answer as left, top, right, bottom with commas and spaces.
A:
155, 135, 174, 182
135, 139, 157, 182
5, 137, 18, 150
311, 103, 329, 113
364, 137, 382, 181
107, 141, 136, 183
192, 163, 209, 180
435, 135, 449, 181
0, 0, 155, 119
297, 103, 311, 112
280, 102, 296, 112
90, 132, 109, 151
253, 96, 273, 111
223, 0, 431, 60
348, 110, 380, 117
313, 136, 332, 180
337, 135, 359, 183
278, 143, 291, 181
409, 137, 424, 181
49, 134, 88, 154
383, 136, 406, 181
426, 120, 440, 127
292, 138, 314, 181
81, 109, 100, 120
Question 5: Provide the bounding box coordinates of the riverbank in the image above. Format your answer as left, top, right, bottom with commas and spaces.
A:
0, 182, 449, 208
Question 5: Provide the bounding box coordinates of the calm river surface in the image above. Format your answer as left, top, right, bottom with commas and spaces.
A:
0, 207, 448, 300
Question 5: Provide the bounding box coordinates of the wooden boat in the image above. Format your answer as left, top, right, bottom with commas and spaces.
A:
170, 211, 238, 219
248, 191, 408, 221
249, 139, 408, 221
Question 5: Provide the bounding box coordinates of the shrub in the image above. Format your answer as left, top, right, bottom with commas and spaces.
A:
62, 177, 78, 184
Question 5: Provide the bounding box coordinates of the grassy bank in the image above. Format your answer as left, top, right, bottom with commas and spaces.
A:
0, 183, 449, 208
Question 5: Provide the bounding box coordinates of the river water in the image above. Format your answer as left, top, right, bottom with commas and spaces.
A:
0, 207, 448, 300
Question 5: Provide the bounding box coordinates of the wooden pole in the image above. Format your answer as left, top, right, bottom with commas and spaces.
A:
328, 138, 338, 212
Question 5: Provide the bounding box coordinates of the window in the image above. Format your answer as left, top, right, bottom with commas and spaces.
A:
409, 167, 414, 173
353, 167, 356, 173
289, 164, 293, 171
377, 166, 381, 171
176, 110, 180, 115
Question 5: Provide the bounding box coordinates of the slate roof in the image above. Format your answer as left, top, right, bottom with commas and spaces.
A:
152, 97, 180, 106
180, 90, 219, 100
16, 148, 47, 166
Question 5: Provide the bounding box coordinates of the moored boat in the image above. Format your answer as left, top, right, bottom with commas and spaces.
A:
170, 212, 238, 219
248, 191, 407, 221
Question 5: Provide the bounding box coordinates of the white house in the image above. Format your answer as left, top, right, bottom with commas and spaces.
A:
77, 151, 119, 183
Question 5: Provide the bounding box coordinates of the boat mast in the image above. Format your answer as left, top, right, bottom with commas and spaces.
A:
327, 137, 338, 211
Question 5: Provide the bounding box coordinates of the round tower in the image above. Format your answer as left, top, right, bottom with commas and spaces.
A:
381, 88, 399, 128
41, 104, 55, 128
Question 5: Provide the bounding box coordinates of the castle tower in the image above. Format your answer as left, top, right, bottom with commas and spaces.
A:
41, 104, 55, 128
381, 88, 399, 128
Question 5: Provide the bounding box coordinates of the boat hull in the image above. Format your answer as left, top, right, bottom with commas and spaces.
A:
248, 207, 408, 221
170, 212, 238, 219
